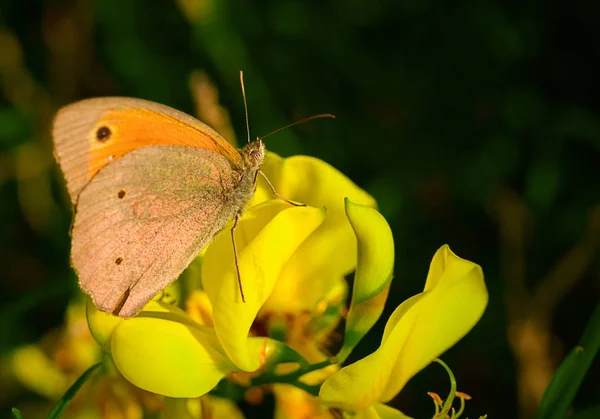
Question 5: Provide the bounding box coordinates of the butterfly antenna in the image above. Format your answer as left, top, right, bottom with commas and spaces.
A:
258, 113, 336, 141
240, 71, 251, 144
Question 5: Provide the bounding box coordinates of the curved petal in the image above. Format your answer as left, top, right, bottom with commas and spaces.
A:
336, 199, 394, 363
259, 154, 377, 313
110, 301, 235, 398
86, 298, 122, 352
86, 285, 180, 353
203, 201, 326, 371
257, 154, 376, 212
379, 246, 487, 401
320, 246, 487, 410
318, 295, 424, 411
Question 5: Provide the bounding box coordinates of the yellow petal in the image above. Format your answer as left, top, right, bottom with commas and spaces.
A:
259, 154, 377, 313
10, 345, 68, 399
202, 201, 326, 371
86, 298, 122, 352
318, 295, 424, 411
247, 152, 284, 206
336, 199, 393, 363
110, 301, 235, 398
86, 288, 179, 353
259, 154, 375, 211
372, 404, 413, 419
273, 384, 336, 419
163, 395, 245, 419
200, 395, 245, 418
185, 290, 214, 327
352, 404, 413, 419
320, 246, 487, 410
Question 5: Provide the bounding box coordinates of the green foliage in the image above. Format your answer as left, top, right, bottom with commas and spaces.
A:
0, 0, 599, 417
47, 363, 101, 419
536, 302, 600, 419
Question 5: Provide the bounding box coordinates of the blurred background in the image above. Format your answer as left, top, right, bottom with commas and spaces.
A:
0, 0, 599, 418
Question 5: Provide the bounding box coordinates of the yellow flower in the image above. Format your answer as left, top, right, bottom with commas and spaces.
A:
203, 152, 376, 371
87, 152, 375, 403
7, 299, 164, 418
252, 153, 377, 314
81, 150, 486, 419
319, 245, 488, 418
7, 300, 96, 404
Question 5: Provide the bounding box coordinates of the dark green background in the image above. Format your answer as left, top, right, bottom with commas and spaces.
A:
1, 0, 599, 418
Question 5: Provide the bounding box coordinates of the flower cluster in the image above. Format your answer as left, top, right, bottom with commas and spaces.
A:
9, 152, 488, 418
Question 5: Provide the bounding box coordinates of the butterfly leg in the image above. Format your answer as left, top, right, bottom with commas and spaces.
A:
258, 170, 306, 207
252, 170, 260, 192
231, 212, 246, 303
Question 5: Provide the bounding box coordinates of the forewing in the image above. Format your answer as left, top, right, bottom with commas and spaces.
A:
52, 97, 244, 203
72, 145, 239, 317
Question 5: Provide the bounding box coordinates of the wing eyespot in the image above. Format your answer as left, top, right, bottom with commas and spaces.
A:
96, 126, 112, 142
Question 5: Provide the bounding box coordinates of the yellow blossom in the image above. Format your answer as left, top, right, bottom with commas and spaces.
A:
253, 153, 377, 315
319, 245, 488, 418
86, 151, 374, 403
7, 299, 164, 418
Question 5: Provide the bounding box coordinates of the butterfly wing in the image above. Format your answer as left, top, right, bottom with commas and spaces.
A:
71, 145, 242, 317
52, 97, 244, 203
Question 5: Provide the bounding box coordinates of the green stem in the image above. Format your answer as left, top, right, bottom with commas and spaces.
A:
47, 362, 102, 419
209, 378, 248, 402
455, 395, 466, 418
211, 358, 333, 401
434, 358, 457, 418
252, 359, 332, 386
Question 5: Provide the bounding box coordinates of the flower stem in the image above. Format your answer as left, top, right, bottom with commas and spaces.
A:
209, 378, 248, 401
434, 358, 457, 418
213, 359, 333, 400
47, 362, 102, 419
253, 359, 332, 385
250, 358, 333, 395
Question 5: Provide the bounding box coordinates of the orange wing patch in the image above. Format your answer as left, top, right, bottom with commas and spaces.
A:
53, 97, 244, 203
88, 107, 243, 179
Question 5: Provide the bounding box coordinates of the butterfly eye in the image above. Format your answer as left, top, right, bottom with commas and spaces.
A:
96, 126, 112, 142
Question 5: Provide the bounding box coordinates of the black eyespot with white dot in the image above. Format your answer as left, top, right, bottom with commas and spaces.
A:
96, 126, 111, 142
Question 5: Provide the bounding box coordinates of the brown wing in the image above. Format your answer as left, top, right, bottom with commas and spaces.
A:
52, 97, 244, 203
71, 145, 242, 317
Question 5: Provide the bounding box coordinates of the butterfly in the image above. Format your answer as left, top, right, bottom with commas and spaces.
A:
53, 74, 332, 318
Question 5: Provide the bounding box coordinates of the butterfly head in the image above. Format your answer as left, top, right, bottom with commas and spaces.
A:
242, 139, 265, 169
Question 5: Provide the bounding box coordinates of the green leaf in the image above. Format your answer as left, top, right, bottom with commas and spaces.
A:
536, 301, 600, 419
47, 363, 102, 419
11, 407, 23, 419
